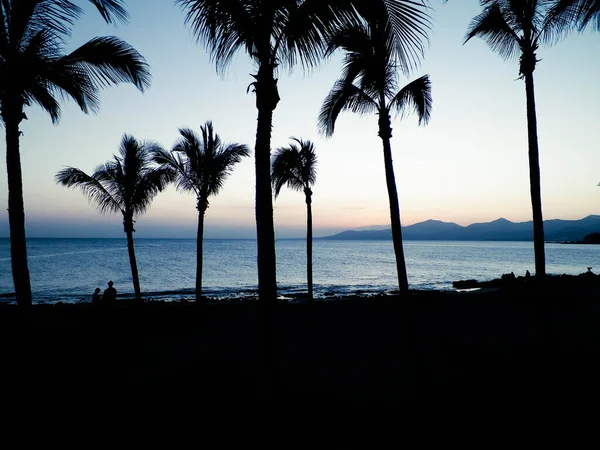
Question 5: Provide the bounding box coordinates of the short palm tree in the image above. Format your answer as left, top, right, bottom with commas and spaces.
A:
55, 135, 172, 302
175, 0, 431, 303
464, 0, 564, 278
152, 122, 250, 302
319, 18, 432, 295
0, 0, 150, 307
271, 137, 318, 302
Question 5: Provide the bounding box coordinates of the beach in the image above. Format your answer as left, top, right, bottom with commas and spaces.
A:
2, 274, 600, 421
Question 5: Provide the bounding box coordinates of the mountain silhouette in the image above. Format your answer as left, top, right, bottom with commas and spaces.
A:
320, 215, 600, 242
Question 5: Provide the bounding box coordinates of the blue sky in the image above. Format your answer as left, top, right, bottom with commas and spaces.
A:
1, 0, 599, 239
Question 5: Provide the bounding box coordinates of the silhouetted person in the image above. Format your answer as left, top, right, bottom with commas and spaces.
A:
92, 287, 102, 305
525, 270, 531, 280
103, 280, 117, 305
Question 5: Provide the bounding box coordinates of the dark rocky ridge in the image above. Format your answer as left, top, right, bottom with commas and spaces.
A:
320, 214, 600, 241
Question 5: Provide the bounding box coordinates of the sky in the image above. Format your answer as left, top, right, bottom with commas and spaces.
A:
0, 0, 599, 239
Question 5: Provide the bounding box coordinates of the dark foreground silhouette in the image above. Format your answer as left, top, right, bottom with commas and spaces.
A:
2, 274, 600, 422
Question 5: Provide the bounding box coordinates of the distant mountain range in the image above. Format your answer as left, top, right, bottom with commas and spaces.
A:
320, 215, 600, 242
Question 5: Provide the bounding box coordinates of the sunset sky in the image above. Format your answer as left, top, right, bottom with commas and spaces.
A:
1, 0, 599, 239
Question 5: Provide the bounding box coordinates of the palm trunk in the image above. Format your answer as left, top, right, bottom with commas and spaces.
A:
125, 224, 141, 302
378, 111, 409, 294
253, 67, 278, 304
196, 207, 205, 303
378, 111, 418, 400
305, 188, 313, 302
253, 61, 279, 404
524, 72, 546, 277
5, 112, 32, 307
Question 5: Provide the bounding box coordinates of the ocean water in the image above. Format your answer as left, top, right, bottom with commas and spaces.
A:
1, 238, 599, 304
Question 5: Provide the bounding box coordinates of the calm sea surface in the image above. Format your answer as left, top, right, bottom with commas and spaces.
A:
1, 238, 599, 304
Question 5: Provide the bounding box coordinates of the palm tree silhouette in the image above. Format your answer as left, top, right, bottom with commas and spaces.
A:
319, 17, 432, 295
175, 0, 431, 303
271, 138, 318, 302
464, 0, 564, 278
0, 0, 150, 307
152, 122, 250, 302
549, 0, 600, 31
55, 135, 172, 303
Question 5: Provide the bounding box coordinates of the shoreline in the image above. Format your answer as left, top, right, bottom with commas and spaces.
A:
2, 270, 598, 305
2, 274, 600, 414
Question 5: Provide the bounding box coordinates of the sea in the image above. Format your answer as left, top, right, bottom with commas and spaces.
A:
1, 238, 599, 304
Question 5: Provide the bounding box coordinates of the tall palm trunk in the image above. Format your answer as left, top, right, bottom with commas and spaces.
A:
378, 110, 409, 294
524, 72, 546, 277
378, 110, 418, 399
124, 216, 142, 302
253, 63, 279, 303
254, 62, 279, 403
196, 206, 205, 302
305, 187, 313, 302
5, 108, 32, 307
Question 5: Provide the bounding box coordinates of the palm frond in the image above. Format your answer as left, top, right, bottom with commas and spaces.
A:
173, 127, 203, 171
87, 0, 128, 24
61, 36, 150, 92
326, 21, 390, 92
547, 0, 600, 31
11, 0, 82, 40
150, 146, 193, 193
155, 143, 200, 195
383, 0, 432, 73
53, 67, 101, 115
162, 121, 249, 204
36, 37, 103, 115
577, 0, 600, 29
0, 4, 8, 52
324, 21, 371, 58
546, 0, 581, 31
292, 136, 317, 188
271, 146, 304, 198
325, 12, 405, 106
176, 0, 254, 74
206, 142, 250, 197
200, 120, 218, 159
520, 0, 563, 45
388, 74, 432, 125
24, 81, 61, 122
464, 1, 521, 61
55, 166, 121, 214
112, 135, 170, 216
350, 0, 432, 74
12, 28, 63, 121
129, 166, 173, 216
93, 159, 127, 208
0, 4, 147, 125
271, 137, 317, 198
276, 0, 362, 72
318, 79, 378, 137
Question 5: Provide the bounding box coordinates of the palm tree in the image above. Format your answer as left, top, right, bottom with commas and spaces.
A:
271, 137, 318, 302
0, 0, 150, 307
549, 0, 600, 31
464, 0, 564, 278
175, 0, 432, 303
55, 135, 171, 302
152, 122, 249, 302
318, 18, 432, 295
